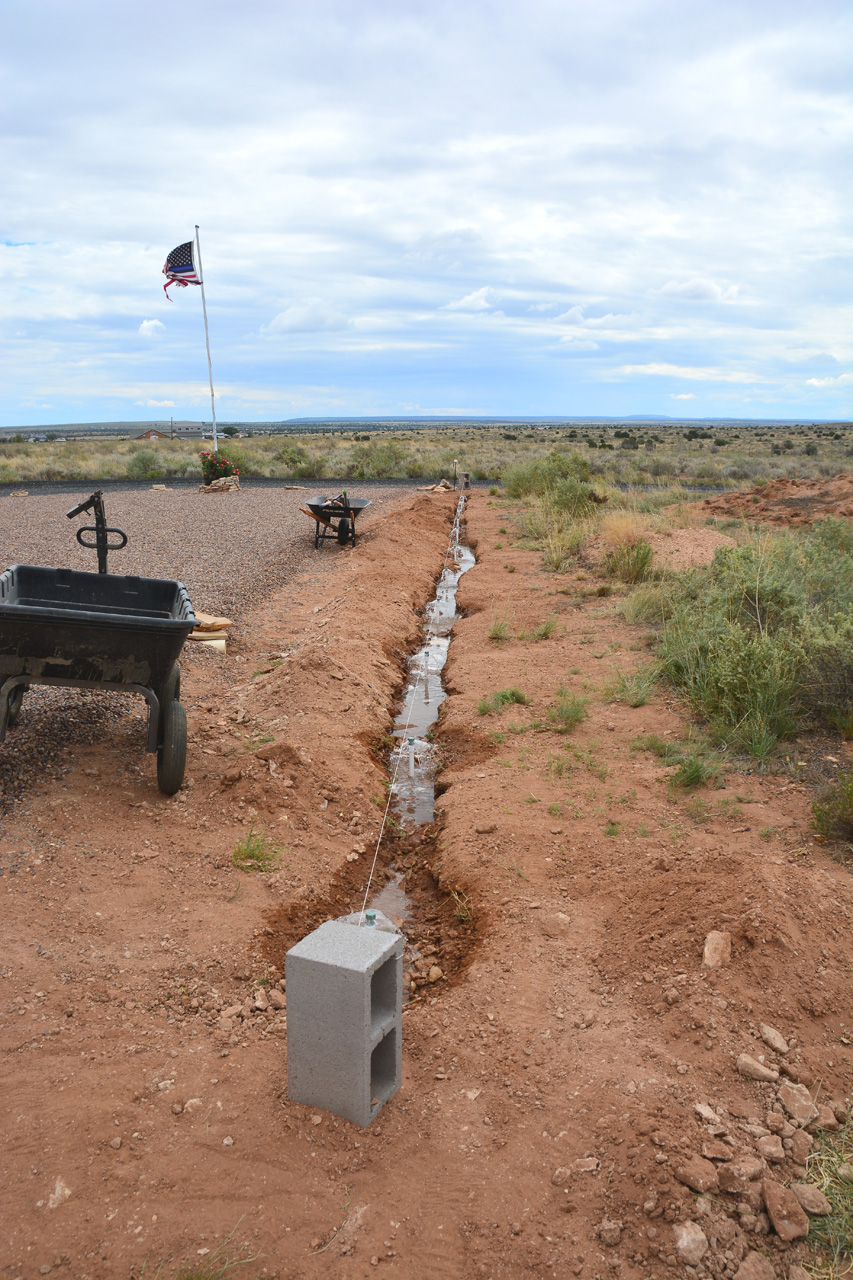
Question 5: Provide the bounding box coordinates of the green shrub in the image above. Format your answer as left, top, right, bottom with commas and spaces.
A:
654, 528, 853, 756
501, 451, 589, 497
812, 768, 853, 841
605, 541, 654, 584
622, 581, 679, 624
126, 448, 164, 479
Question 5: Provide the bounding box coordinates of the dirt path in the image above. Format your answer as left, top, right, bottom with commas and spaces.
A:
0, 489, 850, 1280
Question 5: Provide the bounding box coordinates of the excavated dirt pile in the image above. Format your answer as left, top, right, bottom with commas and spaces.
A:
700, 473, 853, 526
0, 486, 850, 1280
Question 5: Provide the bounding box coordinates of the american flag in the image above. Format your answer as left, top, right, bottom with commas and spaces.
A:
162, 240, 200, 296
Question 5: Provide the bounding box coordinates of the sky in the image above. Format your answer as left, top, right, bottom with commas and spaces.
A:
2, 0, 851, 427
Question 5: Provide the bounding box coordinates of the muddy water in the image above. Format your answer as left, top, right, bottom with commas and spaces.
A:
367, 498, 475, 932
387, 503, 475, 829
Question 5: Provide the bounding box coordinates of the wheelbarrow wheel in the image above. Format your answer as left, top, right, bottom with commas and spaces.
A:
160, 663, 181, 706
6, 686, 24, 728
337, 517, 351, 546
157, 699, 187, 796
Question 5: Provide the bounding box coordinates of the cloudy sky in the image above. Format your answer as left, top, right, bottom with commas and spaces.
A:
2, 0, 851, 426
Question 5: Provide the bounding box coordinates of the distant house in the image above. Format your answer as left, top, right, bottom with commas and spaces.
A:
135, 428, 170, 440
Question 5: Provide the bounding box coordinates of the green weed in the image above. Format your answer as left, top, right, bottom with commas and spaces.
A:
477, 687, 530, 715
605, 541, 654, 584
606, 663, 660, 707
450, 888, 473, 923
669, 754, 719, 791
812, 767, 853, 842
547, 689, 588, 733
231, 826, 280, 873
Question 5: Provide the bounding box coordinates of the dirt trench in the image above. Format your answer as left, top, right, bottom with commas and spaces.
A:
0, 487, 851, 1280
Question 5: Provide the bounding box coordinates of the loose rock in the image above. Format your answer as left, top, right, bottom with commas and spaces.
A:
789, 1129, 812, 1164
598, 1218, 622, 1246
759, 1023, 788, 1054
674, 1155, 719, 1193
777, 1081, 816, 1126
672, 1221, 709, 1266
761, 1179, 810, 1241
703, 930, 732, 968
733, 1251, 777, 1280
791, 1183, 831, 1215
805, 1104, 840, 1133
756, 1135, 785, 1163
737, 1054, 779, 1082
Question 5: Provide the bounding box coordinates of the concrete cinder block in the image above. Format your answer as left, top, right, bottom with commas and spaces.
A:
286, 918, 404, 1127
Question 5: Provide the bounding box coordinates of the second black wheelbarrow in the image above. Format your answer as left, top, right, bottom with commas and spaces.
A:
301, 493, 371, 548
0, 491, 196, 795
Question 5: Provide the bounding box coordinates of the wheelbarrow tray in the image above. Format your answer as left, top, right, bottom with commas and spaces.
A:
0, 564, 195, 696
305, 496, 371, 521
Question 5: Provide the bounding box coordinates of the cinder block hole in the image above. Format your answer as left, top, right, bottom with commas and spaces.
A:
371, 955, 397, 1033
371, 1029, 397, 1108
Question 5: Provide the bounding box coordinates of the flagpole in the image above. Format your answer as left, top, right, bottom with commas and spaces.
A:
194, 225, 218, 458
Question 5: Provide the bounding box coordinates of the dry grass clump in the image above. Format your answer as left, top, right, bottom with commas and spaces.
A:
804, 1112, 852, 1279
600, 511, 656, 547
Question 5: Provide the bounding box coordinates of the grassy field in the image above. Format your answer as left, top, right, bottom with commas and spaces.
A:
0, 420, 851, 486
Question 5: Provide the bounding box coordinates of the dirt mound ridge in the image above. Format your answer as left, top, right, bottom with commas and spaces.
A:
701, 474, 853, 526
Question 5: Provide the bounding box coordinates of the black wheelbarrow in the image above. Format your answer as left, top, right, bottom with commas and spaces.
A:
0, 492, 196, 795
302, 493, 371, 548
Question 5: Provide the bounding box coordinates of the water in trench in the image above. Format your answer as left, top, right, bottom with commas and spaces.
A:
367, 497, 475, 927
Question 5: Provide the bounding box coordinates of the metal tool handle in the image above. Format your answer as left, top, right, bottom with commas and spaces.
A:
67, 490, 128, 573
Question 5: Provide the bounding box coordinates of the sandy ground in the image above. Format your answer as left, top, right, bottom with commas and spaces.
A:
0, 487, 851, 1280
700, 475, 853, 526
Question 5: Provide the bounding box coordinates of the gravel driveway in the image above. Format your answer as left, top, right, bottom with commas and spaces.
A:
0, 481, 415, 616
0, 481, 415, 810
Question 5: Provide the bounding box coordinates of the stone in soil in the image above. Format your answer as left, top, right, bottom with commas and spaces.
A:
703, 930, 732, 968
759, 1023, 788, 1054
737, 1053, 779, 1082
791, 1183, 831, 1215
761, 1179, 810, 1241
674, 1155, 719, 1193
672, 1221, 709, 1265
756, 1135, 785, 1163
777, 1081, 816, 1125
734, 1251, 777, 1280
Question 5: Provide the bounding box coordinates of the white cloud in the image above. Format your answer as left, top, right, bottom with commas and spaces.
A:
618, 363, 759, 383
446, 287, 495, 312
806, 373, 853, 387
671, 393, 696, 399
655, 279, 738, 302
262, 301, 350, 334
0, 0, 850, 422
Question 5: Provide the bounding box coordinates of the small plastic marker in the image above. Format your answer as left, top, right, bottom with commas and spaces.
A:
365, 910, 376, 928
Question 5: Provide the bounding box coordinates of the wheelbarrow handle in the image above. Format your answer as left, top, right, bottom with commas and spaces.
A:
66, 490, 103, 520
76, 526, 128, 552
